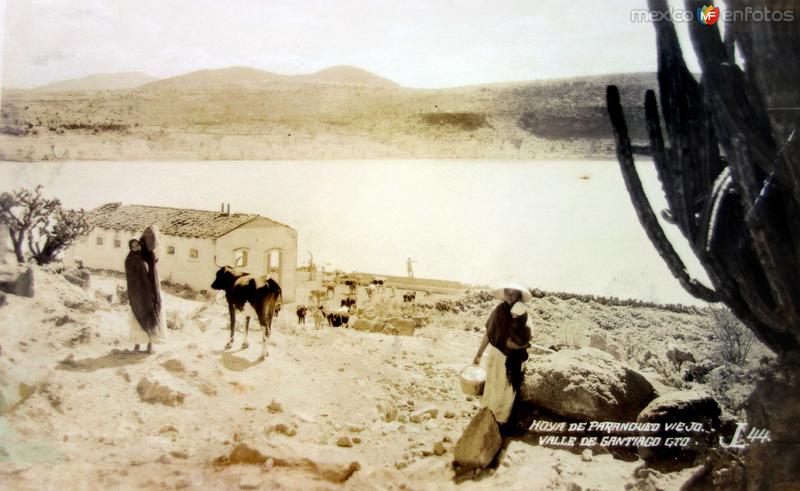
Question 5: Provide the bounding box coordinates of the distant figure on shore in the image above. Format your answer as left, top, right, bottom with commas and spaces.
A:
406, 257, 416, 278
472, 282, 532, 427
125, 232, 166, 353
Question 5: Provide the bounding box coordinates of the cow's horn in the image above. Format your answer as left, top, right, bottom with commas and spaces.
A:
214, 255, 223, 267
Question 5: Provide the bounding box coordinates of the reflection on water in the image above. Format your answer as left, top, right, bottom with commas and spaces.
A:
0, 160, 710, 305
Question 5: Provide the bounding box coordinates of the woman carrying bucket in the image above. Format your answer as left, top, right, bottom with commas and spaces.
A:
472, 282, 532, 426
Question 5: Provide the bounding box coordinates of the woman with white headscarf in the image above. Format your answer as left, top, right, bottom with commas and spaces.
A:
472, 282, 532, 425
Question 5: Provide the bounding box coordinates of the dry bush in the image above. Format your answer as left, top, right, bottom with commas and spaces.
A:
710, 309, 755, 366
557, 322, 584, 348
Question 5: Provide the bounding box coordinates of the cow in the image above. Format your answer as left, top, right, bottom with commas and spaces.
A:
327, 310, 350, 327
323, 282, 336, 299
365, 285, 375, 300
403, 291, 417, 303
211, 263, 282, 360
309, 289, 327, 307
344, 279, 358, 296
296, 305, 308, 324
371, 278, 385, 290
341, 296, 357, 312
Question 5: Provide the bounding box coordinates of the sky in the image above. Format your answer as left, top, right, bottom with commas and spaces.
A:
0, 0, 704, 89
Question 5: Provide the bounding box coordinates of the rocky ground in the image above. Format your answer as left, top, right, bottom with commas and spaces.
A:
0, 266, 773, 490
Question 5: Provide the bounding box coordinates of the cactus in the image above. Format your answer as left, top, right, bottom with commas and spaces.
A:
606, 0, 800, 356
606, 1, 800, 487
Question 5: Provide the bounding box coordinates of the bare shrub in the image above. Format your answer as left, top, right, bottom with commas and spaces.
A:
711, 309, 755, 366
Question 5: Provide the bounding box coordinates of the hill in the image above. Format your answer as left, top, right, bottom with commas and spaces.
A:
0, 67, 657, 161
34, 72, 157, 92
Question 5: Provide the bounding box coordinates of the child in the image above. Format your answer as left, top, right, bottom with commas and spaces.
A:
508, 301, 532, 350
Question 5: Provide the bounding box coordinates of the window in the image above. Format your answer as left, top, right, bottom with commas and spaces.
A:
234, 248, 249, 267
113, 239, 121, 248
167, 245, 176, 255
189, 248, 199, 259
266, 249, 282, 276
96, 236, 104, 246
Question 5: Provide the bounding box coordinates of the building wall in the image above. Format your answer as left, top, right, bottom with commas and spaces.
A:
215, 218, 297, 303
67, 219, 297, 302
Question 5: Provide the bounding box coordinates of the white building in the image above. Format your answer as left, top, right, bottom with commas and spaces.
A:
68, 203, 297, 302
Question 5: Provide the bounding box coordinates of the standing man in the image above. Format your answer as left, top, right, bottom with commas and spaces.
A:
406, 257, 416, 278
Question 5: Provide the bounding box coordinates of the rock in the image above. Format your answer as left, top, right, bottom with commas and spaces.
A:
352, 437, 361, 444
63, 268, 91, 288
410, 406, 438, 422
158, 455, 173, 464
521, 348, 655, 421
94, 289, 112, 304
637, 390, 721, 463
337, 436, 353, 448
397, 414, 408, 424
433, 441, 446, 456
453, 408, 502, 469
215, 444, 267, 465
167, 311, 185, 331
170, 451, 188, 459
384, 317, 416, 336
0, 266, 34, 298
351, 319, 374, 332
581, 449, 593, 462
444, 410, 456, 419
274, 423, 297, 437
136, 377, 185, 406
267, 398, 283, 413
161, 359, 185, 374
376, 401, 397, 422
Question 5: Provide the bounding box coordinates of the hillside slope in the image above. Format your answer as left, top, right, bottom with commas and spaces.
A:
1, 68, 656, 161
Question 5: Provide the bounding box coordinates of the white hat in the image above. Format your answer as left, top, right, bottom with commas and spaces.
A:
493, 282, 533, 303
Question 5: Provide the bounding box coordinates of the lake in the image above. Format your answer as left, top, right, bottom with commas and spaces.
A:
0, 160, 711, 306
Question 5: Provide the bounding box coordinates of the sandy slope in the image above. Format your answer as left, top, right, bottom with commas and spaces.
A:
0, 268, 768, 489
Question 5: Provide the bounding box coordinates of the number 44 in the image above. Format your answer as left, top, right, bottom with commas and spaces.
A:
720, 423, 772, 448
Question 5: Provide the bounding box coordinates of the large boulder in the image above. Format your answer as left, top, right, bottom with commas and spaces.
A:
636, 390, 721, 464
521, 347, 655, 421
453, 408, 502, 469
383, 317, 415, 336
0, 266, 34, 298
351, 319, 374, 332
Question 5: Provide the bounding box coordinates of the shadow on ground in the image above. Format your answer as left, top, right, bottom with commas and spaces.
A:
56, 350, 150, 372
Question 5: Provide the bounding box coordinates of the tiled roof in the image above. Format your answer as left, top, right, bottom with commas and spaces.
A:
87, 203, 290, 239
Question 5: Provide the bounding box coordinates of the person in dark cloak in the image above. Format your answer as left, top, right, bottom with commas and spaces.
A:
125, 239, 158, 353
